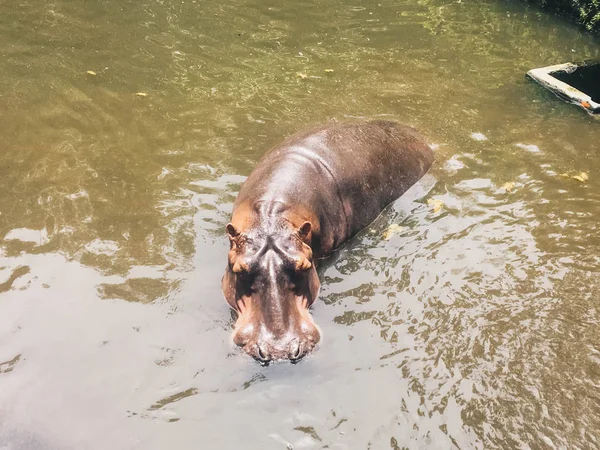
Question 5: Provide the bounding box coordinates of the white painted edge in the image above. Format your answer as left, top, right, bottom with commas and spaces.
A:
527, 63, 600, 113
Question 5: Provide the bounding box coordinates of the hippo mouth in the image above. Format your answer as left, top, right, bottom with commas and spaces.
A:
232, 297, 320, 364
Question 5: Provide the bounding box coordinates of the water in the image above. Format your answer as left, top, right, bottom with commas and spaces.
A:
1, 0, 599, 448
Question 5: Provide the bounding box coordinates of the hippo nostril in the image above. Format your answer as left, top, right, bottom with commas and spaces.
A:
255, 344, 271, 364
257, 346, 266, 360
288, 339, 303, 361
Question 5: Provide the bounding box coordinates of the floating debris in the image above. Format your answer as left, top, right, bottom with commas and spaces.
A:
296, 72, 308, 79
86, 70, 97, 76
427, 198, 444, 213
324, 69, 334, 73
382, 224, 404, 240
515, 143, 541, 153
470, 132, 488, 141
501, 181, 516, 192
135, 92, 148, 97
560, 171, 588, 183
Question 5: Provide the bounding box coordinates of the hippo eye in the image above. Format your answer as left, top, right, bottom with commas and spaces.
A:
236, 271, 256, 295
236, 267, 253, 281
295, 256, 312, 272
231, 258, 251, 274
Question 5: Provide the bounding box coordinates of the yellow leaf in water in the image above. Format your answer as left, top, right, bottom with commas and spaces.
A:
382, 224, 404, 240
324, 69, 334, 73
501, 182, 515, 192
86, 70, 97, 76
560, 172, 588, 183
571, 172, 588, 183
427, 198, 444, 213
296, 72, 308, 79
135, 92, 148, 97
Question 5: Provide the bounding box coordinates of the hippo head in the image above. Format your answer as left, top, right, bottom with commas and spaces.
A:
221, 220, 321, 364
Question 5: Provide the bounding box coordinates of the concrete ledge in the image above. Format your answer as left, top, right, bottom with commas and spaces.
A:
527, 62, 600, 115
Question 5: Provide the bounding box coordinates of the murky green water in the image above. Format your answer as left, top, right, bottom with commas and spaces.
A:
1, 0, 600, 448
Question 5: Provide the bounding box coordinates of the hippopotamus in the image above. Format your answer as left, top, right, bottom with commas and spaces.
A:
222, 120, 434, 363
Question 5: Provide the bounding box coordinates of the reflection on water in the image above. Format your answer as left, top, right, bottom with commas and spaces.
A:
1, 0, 600, 448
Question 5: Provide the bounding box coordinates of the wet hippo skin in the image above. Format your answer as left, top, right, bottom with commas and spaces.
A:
222, 120, 434, 364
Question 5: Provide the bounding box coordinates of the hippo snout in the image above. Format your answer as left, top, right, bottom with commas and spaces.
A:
235, 320, 320, 364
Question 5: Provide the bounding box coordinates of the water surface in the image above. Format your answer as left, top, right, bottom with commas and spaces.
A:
1, 0, 600, 448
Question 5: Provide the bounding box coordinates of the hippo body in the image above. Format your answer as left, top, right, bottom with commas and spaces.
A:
222, 120, 434, 363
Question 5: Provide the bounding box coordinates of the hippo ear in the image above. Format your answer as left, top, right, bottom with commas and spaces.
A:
298, 221, 311, 239
226, 223, 239, 240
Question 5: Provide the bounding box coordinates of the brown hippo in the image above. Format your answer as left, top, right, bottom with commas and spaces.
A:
222, 120, 434, 363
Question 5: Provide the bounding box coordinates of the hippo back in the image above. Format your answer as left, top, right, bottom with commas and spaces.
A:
233, 120, 434, 256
